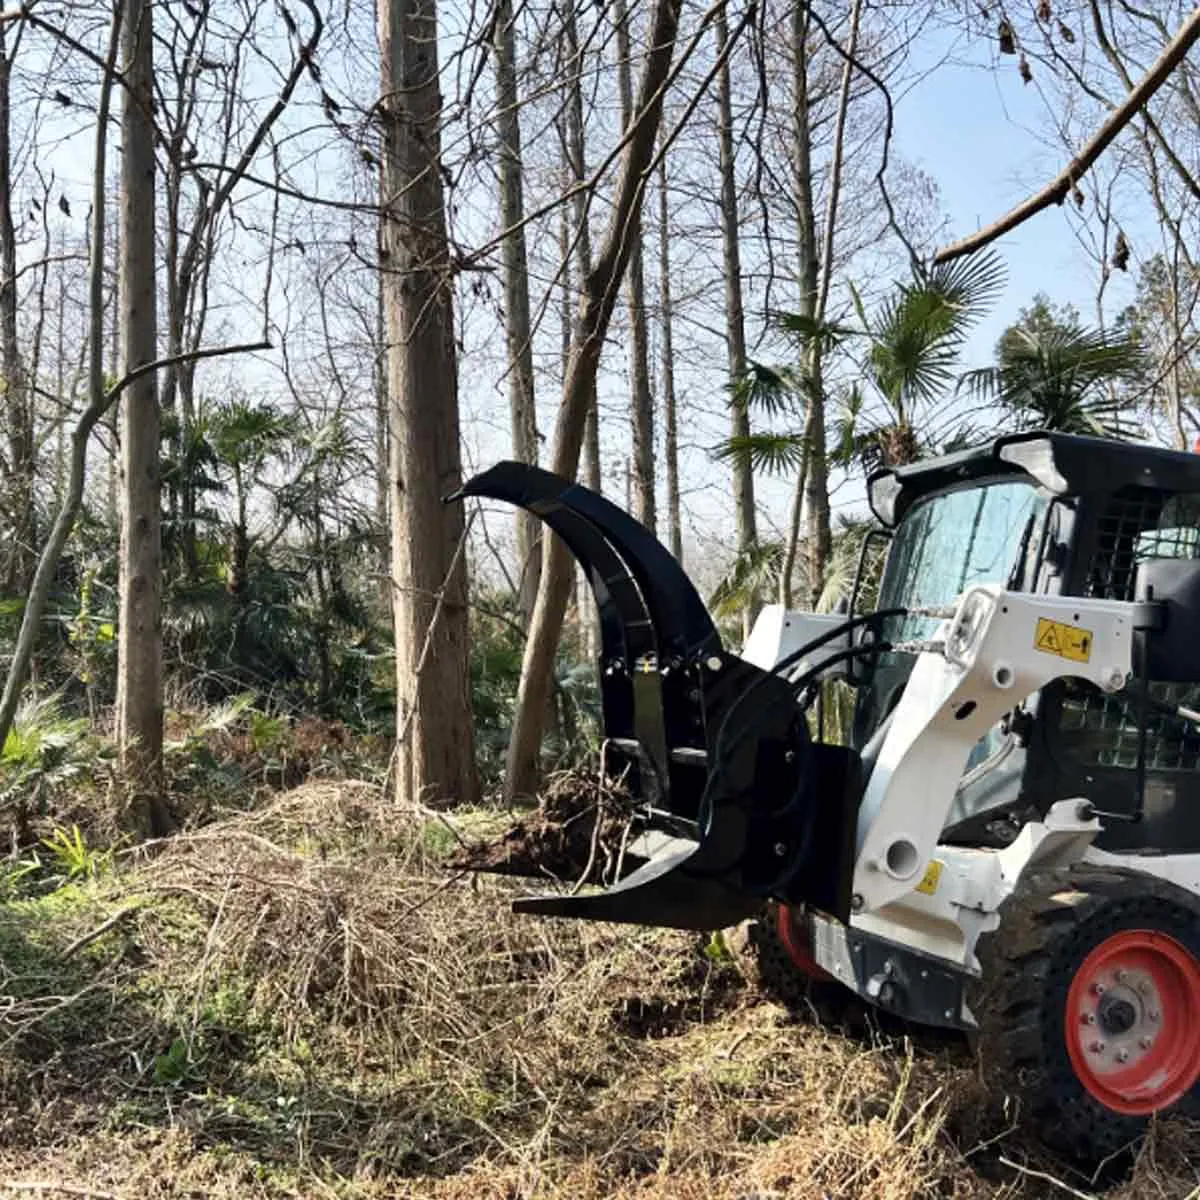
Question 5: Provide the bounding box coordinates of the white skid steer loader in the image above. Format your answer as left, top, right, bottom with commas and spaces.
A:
457, 430, 1200, 1160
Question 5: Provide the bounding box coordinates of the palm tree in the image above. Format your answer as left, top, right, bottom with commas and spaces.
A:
960, 321, 1146, 436
843, 250, 1006, 466
711, 251, 1005, 609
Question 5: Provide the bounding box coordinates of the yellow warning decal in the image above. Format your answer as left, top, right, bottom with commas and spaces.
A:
915, 860, 943, 896
1034, 617, 1093, 663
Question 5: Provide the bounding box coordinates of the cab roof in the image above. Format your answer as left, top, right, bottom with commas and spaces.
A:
867, 430, 1200, 527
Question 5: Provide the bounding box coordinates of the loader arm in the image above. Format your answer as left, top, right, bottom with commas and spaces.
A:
852, 586, 1137, 912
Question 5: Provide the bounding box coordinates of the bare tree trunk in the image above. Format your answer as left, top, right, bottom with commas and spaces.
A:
791, 3, 830, 609
715, 6, 756, 631
614, 0, 656, 535
657, 152, 682, 563
504, 0, 682, 801
116, 0, 168, 833
54, 243, 65, 503
380, 0, 480, 809
374, 260, 390, 608
106, 188, 119, 532
563, 0, 599, 496
494, 0, 540, 625
780, 444, 808, 607
0, 26, 33, 595
565, 0, 600, 662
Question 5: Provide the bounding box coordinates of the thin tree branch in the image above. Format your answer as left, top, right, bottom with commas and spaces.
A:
934, 6, 1200, 265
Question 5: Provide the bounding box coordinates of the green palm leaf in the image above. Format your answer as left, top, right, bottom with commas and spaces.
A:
713, 432, 807, 475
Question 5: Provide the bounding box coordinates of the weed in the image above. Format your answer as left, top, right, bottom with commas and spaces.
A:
41, 823, 111, 879
153, 1035, 208, 1088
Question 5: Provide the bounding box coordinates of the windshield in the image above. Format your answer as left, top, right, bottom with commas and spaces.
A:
852, 478, 1047, 756
879, 479, 1046, 644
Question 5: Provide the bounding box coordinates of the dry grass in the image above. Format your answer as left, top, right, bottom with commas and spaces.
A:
1, 781, 1197, 1199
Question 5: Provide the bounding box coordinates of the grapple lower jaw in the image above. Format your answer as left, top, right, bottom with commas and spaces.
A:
456, 462, 860, 931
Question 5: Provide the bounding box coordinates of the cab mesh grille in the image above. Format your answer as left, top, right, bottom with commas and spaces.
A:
1060, 488, 1200, 771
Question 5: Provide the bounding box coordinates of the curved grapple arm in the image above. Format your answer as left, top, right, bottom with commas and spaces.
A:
456, 462, 862, 930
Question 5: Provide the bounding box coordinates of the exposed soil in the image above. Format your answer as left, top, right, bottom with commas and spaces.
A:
451, 770, 641, 883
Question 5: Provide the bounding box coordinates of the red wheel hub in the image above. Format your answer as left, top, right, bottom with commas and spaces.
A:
776, 905, 831, 981
1065, 929, 1200, 1115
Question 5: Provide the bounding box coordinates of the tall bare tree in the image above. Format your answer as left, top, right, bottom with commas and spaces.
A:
379, 0, 480, 809
505, 0, 683, 800
494, 0, 540, 624
115, 0, 168, 831
657, 151, 682, 563
0, 24, 32, 595
791, 3, 830, 609
561, 0, 600, 501
715, 6, 755, 630
614, 0, 657, 534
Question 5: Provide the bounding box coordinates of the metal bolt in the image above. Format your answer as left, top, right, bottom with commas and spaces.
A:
1148, 1010, 1160, 1022
1090, 1041, 1106, 1053
1115, 969, 1128, 984
944, 1009, 954, 1021
1139, 1036, 1153, 1050
706, 655, 723, 672
1081, 1013, 1096, 1025
773, 842, 787, 857
1092, 982, 1106, 995
1116, 1049, 1130, 1064
850, 893, 864, 912
784, 750, 795, 763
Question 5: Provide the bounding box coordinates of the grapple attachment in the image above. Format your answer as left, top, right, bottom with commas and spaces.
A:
457, 462, 862, 931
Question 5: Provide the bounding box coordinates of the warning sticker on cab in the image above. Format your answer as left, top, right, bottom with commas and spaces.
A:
1034, 617, 1093, 663
915, 860, 942, 896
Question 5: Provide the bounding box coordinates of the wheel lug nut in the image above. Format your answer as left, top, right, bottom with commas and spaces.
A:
1092, 982, 1106, 995
1115, 969, 1127, 983
1139, 1036, 1153, 1049
1090, 1040, 1106, 1053
1116, 1049, 1129, 1063
1081, 1013, 1096, 1025
1149, 1010, 1160, 1022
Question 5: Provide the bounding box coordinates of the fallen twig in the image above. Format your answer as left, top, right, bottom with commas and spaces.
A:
57, 904, 140, 962
998, 1155, 1097, 1199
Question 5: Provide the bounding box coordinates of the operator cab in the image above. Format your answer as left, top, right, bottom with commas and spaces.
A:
856, 430, 1200, 854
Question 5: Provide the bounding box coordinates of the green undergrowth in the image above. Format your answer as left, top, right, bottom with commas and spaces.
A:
0, 782, 1196, 1199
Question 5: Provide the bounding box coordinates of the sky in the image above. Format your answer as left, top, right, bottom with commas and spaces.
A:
895, 23, 1143, 363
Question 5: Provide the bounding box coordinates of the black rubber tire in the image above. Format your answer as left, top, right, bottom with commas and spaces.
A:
725, 904, 860, 1028
970, 864, 1200, 1164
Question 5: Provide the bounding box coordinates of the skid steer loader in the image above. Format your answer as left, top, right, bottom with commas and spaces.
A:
457, 430, 1200, 1160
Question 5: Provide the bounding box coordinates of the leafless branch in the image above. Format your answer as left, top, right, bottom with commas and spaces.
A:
934, 6, 1200, 265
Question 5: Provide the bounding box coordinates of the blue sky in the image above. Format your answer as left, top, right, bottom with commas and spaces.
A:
893, 24, 1144, 367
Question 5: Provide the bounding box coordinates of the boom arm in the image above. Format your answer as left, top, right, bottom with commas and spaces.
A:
853, 586, 1135, 912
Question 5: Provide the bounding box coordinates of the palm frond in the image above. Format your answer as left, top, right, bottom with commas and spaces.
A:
712, 432, 807, 475
772, 311, 855, 352
918, 249, 1007, 317
728, 361, 804, 417
977, 322, 1146, 437
709, 540, 784, 619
